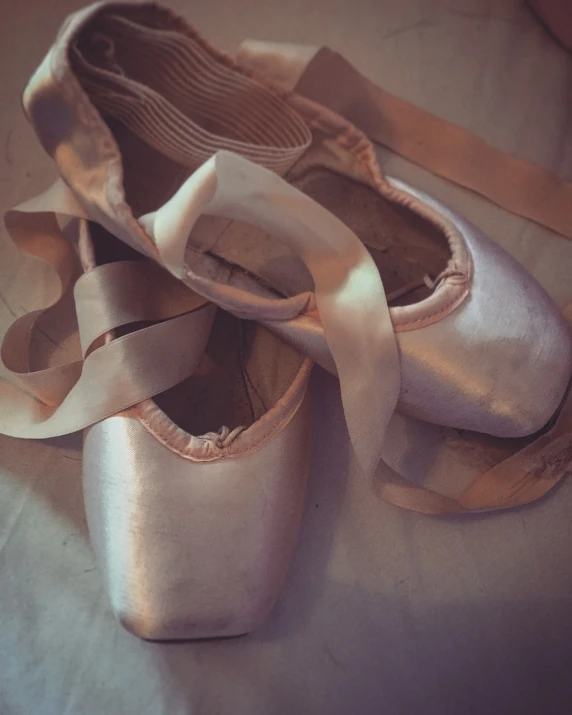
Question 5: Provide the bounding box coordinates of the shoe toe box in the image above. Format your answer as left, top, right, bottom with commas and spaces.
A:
82, 398, 311, 641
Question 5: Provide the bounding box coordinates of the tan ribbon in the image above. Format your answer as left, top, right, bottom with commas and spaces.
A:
0, 183, 216, 438
238, 42, 572, 240
1, 162, 401, 475
292, 47, 572, 511
74, 259, 208, 354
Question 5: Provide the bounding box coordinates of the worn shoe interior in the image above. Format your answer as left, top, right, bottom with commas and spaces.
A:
70, 6, 451, 308
89, 225, 304, 435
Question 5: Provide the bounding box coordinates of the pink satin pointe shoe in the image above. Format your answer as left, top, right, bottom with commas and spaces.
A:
0, 211, 312, 640
81, 231, 313, 641
21, 1, 571, 452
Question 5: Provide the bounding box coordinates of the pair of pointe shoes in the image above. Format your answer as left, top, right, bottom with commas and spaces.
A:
1, 2, 570, 639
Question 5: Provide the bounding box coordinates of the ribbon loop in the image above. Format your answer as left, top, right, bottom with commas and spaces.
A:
1, 188, 216, 438
141, 150, 401, 473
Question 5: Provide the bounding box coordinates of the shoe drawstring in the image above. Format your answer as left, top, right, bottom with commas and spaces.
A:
202, 425, 246, 450
423, 267, 466, 291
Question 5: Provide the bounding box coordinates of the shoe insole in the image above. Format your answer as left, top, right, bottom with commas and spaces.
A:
290, 168, 450, 306
201, 165, 452, 306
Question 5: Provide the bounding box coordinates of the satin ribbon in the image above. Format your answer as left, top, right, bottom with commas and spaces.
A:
235, 39, 572, 512
0, 182, 216, 438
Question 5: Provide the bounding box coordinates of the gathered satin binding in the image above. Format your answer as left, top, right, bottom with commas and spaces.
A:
2, 0, 572, 521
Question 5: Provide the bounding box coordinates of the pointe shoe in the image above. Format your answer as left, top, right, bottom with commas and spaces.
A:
81, 229, 313, 640
0, 209, 313, 639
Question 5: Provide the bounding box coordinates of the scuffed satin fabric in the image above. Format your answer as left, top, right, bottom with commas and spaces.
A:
83, 390, 312, 641
388, 177, 572, 437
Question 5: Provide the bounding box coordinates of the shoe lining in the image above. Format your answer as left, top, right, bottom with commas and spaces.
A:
153, 311, 302, 436
71, 7, 450, 306
290, 167, 450, 305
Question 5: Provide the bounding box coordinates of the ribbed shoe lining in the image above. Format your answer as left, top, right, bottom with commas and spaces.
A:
72, 14, 311, 173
